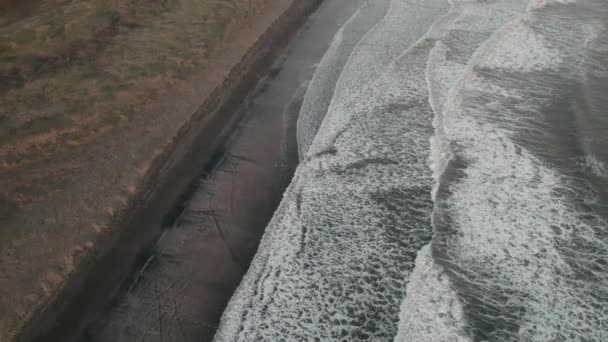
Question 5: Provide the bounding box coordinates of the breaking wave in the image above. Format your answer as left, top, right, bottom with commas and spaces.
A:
399, 0, 608, 341
215, 0, 448, 340
215, 0, 608, 340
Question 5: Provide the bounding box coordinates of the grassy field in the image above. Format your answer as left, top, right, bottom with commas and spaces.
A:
0, 0, 269, 213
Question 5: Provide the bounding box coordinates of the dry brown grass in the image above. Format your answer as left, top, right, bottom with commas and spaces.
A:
0, 0, 271, 210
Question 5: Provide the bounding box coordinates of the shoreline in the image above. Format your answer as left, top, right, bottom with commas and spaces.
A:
87, 57, 299, 342
10, 1, 322, 341
84, 1, 368, 339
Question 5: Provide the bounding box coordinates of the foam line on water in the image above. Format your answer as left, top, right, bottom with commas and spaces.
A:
393, 245, 469, 342
394, 1, 531, 339
214, 0, 449, 340
308, 0, 453, 158
400, 0, 608, 340
296, 0, 390, 159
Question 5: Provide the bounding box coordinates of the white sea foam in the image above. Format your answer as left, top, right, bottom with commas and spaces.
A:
217, 0, 608, 340
296, 0, 390, 159
396, 1, 531, 339
399, 0, 608, 340
585, 155, 608, 177
308, 0, 451, 158
393, 245, 470, 342
527, 0, 577, 11
215, 0, 449, 340
477, 18, 563, 72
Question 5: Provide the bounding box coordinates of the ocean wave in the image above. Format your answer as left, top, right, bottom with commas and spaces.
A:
402, 0, 608, 340
296, 0, 390, 159
216, 0, 608, 340
214, 0, 449, 340
394, 245, 470, 342
396, 1, 530, 339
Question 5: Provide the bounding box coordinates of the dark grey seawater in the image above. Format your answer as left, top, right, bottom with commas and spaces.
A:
397, 0, 608, 341
216, 0, 608, 341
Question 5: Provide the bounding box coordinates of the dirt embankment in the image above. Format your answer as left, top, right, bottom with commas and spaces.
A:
0, 0, 320, 340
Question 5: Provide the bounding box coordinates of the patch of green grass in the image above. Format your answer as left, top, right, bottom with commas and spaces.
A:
77, 67, 127, 97
10, 115, 72, 138
0, 112, 66, 146
58, 130, 81, 140
47, 23, 65, 40
126, 61, 170, 79
64, 96, 90, 116
13, 28, 37, 45
45, 8, 66, 24
76, 61, 100, 79
0, 54, 46, 67
0, 41, 12, 54
0, 197, 18, 220
127, 65, 148, 78
100, 112, 121, 125
96, 8, 121, 23
22, 92, 49, 110
14, 185, 37, 196
96, 69, 120, 82
3, 152, 22, 164
146, 61, 169, 75
99, 79, 129, 96
0, 55, 19, 63
122, 104, 136, 116
148, 7, 165, 17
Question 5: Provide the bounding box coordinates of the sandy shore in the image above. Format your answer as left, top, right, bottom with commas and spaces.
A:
0, 0, 319, 340
83, 2, 364, 339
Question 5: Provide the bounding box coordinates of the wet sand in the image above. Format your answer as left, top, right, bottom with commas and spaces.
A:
85, 96, 289, 341
79, 1, 364, 341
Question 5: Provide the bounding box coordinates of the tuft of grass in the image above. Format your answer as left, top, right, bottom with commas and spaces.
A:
3, 153, 22, 164
127, 61, 169, 79
11, 115, 71, 138
99, 79, 128, 96
96, 8, 121, 23
14, 185, 37, 196
0, 54, 45, 64
127, 65, 148, 78
64, 97, 89, 116
0, 196, 19, 220
13, 28, 37, 45
148, 7, 164, 17
0, 55, 20, 63
48, 23, 65, 39
21, 92, 49, 110
76, 61, 100, 79
95, 69, 120, 82
147, 61, 169, 75
100, 112, 121, 125
0, 41, 12, 54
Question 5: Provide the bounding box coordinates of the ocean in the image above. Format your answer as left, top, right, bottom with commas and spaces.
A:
400, 0, 608, 340
216, 0, 608, 340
